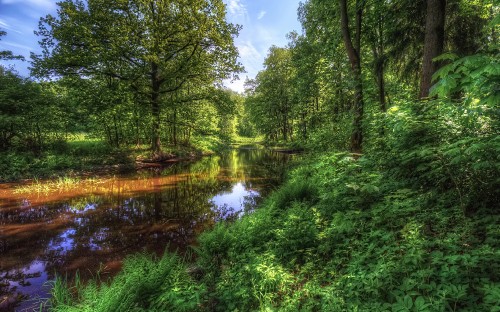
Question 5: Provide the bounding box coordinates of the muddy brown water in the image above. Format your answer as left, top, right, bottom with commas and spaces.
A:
0, 147, 291, 311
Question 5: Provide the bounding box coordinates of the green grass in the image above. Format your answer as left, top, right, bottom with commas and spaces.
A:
48, 253, 204, 312
0, 137, 131, 182
0, 134, 230, 182
231, 135, 265, 145
12, 176, 102, 194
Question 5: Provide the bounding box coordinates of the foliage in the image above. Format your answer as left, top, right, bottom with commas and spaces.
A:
0, 138, 127, 182
0, 67, 64, 152
48, 253, 204, 312
0, 30, 24, 61
32, 0, 242, 152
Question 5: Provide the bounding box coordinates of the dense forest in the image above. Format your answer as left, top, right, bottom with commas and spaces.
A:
0, 0, 499, 311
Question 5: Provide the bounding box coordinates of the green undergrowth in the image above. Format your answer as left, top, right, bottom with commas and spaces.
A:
0, 135, 228, 182
231, 135, 265, 145
0, 139, 131, 182
48, 253, 205, 312
48, 99, 499, 311
192, 152, 499, 311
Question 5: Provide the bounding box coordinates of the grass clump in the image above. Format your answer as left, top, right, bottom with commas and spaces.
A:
13, 176, 101, 194
49, 253, 204, 312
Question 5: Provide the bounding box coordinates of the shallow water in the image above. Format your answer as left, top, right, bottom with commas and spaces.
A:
0, 147, 291, 311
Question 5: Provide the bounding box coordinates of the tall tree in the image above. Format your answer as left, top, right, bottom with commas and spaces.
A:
339, 0, 364, 153
32, 0, 241, 153
365, 0, 389, 112
246, 47, 294, 141
419, 0, 446, 98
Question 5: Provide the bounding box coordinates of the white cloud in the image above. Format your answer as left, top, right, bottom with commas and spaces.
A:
257, 10, 266, 20
254, 25, 278, 45
238, 40, 261, 60
3, 0, 56, 9
223, 41, 262, 93
0, 16, 36, 35
227, 0, 247, 17
224, 78, 245, 93
0, 18, 10, 29
2, 0, 58, 19
2, 40, 33, 52
0, 18, 21, 33
238, 40, 265, 75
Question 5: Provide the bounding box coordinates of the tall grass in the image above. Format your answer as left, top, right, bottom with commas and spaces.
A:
13, 176, 100, 194
49, 253, 204, 312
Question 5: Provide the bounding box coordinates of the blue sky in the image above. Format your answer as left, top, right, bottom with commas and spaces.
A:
0, 0, 302, 92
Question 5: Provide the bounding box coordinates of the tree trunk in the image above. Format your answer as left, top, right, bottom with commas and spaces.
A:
377, 64, 386, 111
419, 0, 446, 99
372, 15, 386, 112
339, 0, 364, 153
173, 109, 178, 146
373, 47, 386, 112
151, 62, 161, 152
113, 115, 120, 148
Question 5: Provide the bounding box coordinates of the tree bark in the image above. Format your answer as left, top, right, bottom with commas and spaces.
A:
339, 0, 364, 153
419, 0, 446, 99
373, 46, 386, 112
173, 108, 178, 146
372, 15, 386, 112
151, 61, 161, 152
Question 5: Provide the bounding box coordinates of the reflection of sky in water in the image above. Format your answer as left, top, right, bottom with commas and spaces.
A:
8, 225, 109, 310
210, 182, 260, 218
5, 261, 50, 311
48, 228, 76, 254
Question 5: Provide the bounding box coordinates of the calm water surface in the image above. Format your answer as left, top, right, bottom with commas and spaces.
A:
0, 147, 291, 311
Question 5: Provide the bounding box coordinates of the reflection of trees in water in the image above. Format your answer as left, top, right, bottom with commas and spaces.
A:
218, 148, 290, 192
0, 148, 292, 308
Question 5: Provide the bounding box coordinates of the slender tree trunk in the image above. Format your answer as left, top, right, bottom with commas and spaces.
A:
173, 109, 178, 146
377, 65, 386, 111
134, 104, 140, 146
151, 62, 161, 152
339, 0, 364, 153
373, 16, 386, 112
373, 46, 386, 112
113, 115, 120, 148
351, 69, 364, 153
419, 0, 446, 98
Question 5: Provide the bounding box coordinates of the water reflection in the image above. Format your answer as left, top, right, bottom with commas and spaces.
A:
0, 147, 291, 311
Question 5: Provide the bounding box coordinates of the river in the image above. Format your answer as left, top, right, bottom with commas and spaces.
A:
0, 147, 291, 311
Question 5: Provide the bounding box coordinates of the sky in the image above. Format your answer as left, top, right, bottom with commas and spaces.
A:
0, 0, 302, 93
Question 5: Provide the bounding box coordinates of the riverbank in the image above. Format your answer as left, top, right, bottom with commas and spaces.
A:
0, 136, 226, 183
47, 146, 500, 311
